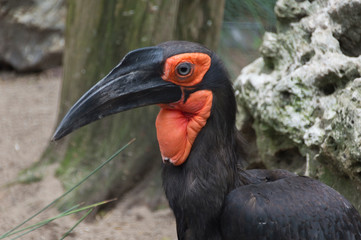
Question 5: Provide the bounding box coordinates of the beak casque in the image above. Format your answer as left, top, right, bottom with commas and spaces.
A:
52, 46, 182, 141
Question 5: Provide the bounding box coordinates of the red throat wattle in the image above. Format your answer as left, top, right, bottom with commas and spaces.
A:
156, 90, 213, 165
155, 52, 212, 165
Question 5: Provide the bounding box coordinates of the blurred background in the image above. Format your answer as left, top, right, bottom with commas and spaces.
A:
0, 0, 277, 239
0, 0, 277, 74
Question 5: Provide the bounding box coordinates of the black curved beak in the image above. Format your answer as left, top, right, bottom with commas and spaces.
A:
52, 46, 182, 141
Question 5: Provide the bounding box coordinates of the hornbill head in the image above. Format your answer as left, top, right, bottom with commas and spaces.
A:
53, 41, 234, 166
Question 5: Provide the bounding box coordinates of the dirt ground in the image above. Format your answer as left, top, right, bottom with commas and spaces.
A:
0, 68, 176, 240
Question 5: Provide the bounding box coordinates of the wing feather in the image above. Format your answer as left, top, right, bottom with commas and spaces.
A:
221, 176, 361, 240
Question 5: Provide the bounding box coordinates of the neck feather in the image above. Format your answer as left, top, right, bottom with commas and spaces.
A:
161, 83, 245, 239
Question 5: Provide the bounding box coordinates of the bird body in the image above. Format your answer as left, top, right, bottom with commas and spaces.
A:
223, 172, 361, 240
53, 41, 361, 239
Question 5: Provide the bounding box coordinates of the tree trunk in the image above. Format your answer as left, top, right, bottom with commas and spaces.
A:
176, 0, 225, 50
38, 0, 225, 211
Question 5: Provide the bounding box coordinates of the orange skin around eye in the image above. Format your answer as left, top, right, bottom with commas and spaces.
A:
162, 53, 211, 86
156, 53, 213, 166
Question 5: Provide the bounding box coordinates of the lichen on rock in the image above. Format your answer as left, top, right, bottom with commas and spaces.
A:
235, 0, 361, 210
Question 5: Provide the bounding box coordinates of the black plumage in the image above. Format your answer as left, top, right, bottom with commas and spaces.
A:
53, 41, 361, 240
162, 42, 361, 239
222, 172, 361, 240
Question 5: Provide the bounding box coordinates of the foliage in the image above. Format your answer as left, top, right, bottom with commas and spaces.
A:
224, 0, 277, 29
219, 0, 277, 79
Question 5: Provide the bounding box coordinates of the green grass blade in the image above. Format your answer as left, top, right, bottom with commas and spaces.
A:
59, 208, 93, 240
59, 198, 116, 216
4, 204, 82, 238
6, 198, 116, 239
0, 139, 135, 239
10, 221, 52, 240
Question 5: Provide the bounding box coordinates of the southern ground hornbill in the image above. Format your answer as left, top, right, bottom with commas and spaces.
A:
53, 41, 361, 240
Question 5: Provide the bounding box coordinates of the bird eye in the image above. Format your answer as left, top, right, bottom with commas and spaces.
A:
176, 62, 193, 77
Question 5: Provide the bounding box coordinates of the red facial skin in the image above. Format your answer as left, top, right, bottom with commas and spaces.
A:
156, 53, 213, 166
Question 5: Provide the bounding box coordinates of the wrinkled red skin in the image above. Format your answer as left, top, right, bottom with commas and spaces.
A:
156, 53, 212, 165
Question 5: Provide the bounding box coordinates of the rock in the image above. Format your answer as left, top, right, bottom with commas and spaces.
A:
235, 0, 361, 211
0, 0, 65, 71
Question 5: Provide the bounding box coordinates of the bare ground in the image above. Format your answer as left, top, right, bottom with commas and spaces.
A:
0, 69, 176, 240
